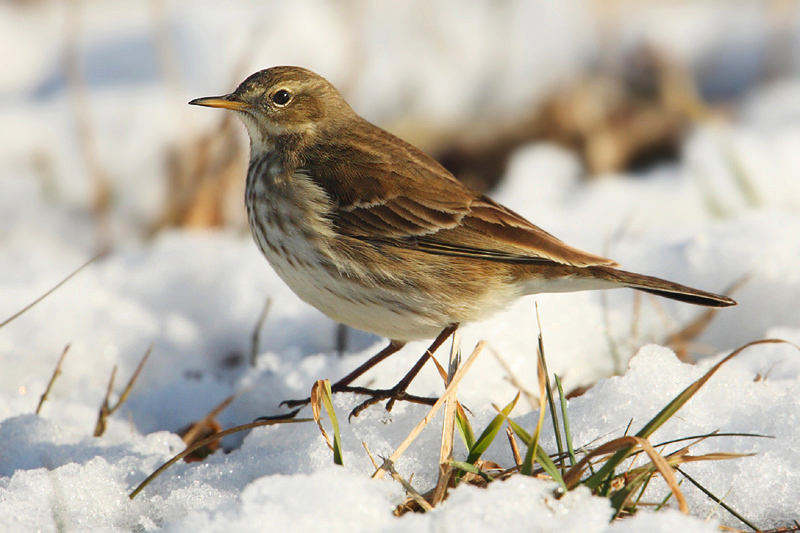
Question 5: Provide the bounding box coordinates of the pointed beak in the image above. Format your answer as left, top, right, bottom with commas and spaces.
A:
188, 94, 251, 111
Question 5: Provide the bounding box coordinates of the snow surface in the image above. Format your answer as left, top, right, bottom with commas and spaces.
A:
2, 1, 800, 531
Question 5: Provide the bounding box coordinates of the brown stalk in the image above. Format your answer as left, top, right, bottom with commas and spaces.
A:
361, 441, 379, 470
506, 426, 522, 467
372, 341, 487, 480
94, 345, 153, 437
431, 332, 461, 506
632, 437, 688, 513
310, 380, 333, 452
562, 435, 687, 512
129, 414, 312, 499
180, 393, 236, 447
177, 391, 242, 462
36, 344, 71, 415
386, 463, 433, 513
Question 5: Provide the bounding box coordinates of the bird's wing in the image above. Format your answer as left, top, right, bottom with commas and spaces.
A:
304, 121, 617, 268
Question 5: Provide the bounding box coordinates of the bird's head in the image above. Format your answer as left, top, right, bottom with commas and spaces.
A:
190, 66, 352, 149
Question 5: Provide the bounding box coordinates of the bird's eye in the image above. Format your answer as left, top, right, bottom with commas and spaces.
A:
272, 89, 291, 106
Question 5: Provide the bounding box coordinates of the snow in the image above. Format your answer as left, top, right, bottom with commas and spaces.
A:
2, 1, 800, 531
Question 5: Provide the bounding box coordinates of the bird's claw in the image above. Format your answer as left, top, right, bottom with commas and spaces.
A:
279, 386, 437, 420
280, 397, 311, 409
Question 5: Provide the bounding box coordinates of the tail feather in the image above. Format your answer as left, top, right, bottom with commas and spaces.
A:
589, 266, 737, 308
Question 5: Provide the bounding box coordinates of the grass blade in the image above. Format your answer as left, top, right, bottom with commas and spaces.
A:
465, 392, 520, 465
555, 374, 576, 468
585, 339, 794, 490
448, 460, 495, 483
535, 308, 564, 470
507, 417, 566, 491
311, 379, 343, 465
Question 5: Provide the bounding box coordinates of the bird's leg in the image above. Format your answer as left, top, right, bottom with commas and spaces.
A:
280, 339, 405, 409
347, 325, 458, 419
332, 340, 405, 390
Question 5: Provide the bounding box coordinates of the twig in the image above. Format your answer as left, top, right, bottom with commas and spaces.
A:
36, 344, 71, 415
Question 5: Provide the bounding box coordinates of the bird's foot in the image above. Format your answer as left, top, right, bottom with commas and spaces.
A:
340, 385, 437, 420
280, 385, 437, 419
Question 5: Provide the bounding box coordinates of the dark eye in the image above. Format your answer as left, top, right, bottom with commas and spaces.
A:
272, 89, 291, 106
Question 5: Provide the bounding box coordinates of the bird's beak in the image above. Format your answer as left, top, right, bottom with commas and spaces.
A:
188, 94, 251, 111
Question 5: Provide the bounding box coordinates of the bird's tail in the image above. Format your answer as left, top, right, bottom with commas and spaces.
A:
588, 266, 736, 308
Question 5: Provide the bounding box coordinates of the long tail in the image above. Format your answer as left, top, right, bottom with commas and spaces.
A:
588, 266, 736, 308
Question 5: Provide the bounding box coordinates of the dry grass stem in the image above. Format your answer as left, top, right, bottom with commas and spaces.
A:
506, 427, 522, 467
632, 437, 688, 513
562, 435, 688, 513
36, 344, 71, 415
432, 333, 461, 506
386, 463, 433, 513
0, 254, 105, 330
178, 392, 240, 461
94, 345, 153, 437
310, 380, 343, 464
129, 414, 312, 499
362, 441, 379, 470
250, 297, 273, 366
489, 346, 538, 407
372, 341, 487, 480
310, 380, 334, 452
180, 393, 236, 446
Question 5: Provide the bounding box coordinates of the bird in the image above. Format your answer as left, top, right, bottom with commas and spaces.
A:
189, 66, 735, 417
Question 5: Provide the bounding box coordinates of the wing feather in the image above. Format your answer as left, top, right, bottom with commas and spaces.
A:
302, 118, 617, 268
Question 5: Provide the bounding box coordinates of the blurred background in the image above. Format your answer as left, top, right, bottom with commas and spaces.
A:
3, 0, 800, 447
3, 0, 800, 254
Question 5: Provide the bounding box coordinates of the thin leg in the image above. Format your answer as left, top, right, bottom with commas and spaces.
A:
280, 339, 405, 408
332, 340, 405, 390
335, 324, 348, 357
348, 325, 458, 419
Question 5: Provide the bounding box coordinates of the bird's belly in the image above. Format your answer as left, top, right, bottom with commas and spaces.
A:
247, 216, 441, 341
261, 245, 448, 341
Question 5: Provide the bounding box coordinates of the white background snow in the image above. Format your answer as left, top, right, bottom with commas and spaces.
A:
1, 1, 799, 531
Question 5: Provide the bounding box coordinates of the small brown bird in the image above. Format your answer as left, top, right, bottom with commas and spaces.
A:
190, 66, 735, 416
